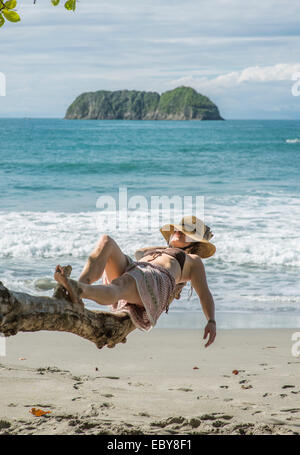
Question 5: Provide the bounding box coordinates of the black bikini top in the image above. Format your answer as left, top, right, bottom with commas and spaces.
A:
140, 245, 190, 274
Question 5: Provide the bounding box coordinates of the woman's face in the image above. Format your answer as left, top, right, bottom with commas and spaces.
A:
169, 230, 194, 247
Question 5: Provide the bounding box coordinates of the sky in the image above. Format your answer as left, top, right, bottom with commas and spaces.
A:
1, 0, 300, 119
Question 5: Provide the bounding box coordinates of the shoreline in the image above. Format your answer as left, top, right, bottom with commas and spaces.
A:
154, 310, 300, 329
0, 328, 299, 435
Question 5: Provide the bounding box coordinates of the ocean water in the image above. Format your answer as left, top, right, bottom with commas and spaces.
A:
0, 118, 300, 329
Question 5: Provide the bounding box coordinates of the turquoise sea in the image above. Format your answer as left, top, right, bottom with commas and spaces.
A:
1, 118, 300, 329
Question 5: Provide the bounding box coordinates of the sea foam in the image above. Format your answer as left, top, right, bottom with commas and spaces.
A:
286, 138, 300, 143
1, 192, 300, 268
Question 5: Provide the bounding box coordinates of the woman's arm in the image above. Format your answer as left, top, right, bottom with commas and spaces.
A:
134, 245, 167, 261
190, 255, 216, 347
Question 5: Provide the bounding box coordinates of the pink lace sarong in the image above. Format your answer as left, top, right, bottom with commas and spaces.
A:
102, 255, 176, 332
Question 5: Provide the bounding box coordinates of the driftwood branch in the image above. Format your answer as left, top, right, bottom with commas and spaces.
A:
0, 266, 136, 349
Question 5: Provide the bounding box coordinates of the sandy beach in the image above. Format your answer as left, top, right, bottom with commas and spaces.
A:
0, 328, 299, 435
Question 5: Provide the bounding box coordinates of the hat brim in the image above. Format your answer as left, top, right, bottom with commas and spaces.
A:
160, 223, 216, 258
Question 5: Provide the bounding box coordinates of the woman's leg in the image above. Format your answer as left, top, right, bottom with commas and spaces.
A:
80, 273, 142, 306
79, 234, 128, 284
54, 265, 143, 307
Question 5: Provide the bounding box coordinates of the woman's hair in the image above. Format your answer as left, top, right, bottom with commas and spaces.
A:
167, 240, 201, 253
183, 241, 201, 255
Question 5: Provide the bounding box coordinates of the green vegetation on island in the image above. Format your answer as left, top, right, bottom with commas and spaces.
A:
65, 86, 224, 121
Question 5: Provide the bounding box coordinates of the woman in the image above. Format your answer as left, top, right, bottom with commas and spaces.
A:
54, 215, 217, 347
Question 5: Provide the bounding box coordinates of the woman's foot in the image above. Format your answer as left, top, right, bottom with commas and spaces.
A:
54, 265, 84, 305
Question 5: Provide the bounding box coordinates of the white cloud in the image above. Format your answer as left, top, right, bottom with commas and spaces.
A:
149, 36, 300, 46
170, 63, 300, 91
238, 63, 300, 82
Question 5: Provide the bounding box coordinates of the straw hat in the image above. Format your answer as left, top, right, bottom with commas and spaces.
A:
160, 215, 216, 258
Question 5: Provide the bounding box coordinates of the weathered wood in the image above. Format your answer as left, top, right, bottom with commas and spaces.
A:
0, 267, 136, 349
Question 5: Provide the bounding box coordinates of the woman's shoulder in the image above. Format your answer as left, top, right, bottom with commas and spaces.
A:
185, 253, 204, 264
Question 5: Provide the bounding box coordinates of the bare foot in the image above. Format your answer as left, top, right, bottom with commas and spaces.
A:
54, 265, 84, 305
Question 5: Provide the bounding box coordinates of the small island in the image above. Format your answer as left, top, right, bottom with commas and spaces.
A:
64, 86, 224, 120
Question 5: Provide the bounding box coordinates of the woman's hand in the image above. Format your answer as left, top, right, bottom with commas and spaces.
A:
203, 321, 216, 347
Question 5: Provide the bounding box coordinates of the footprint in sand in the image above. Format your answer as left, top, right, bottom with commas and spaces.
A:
212, 420, 229, 428
189, 418, 201, 428
280, 408, 300, 413
232, 423, 255, 435
138, 412, 150, 417
84, 404, 99, 417
100, 402, 114, 409
168, 387, 193, 392
151, 416, 186, 428
33, 403, 54, 408
73, 382, 83, 390
200, 414, 217, 421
